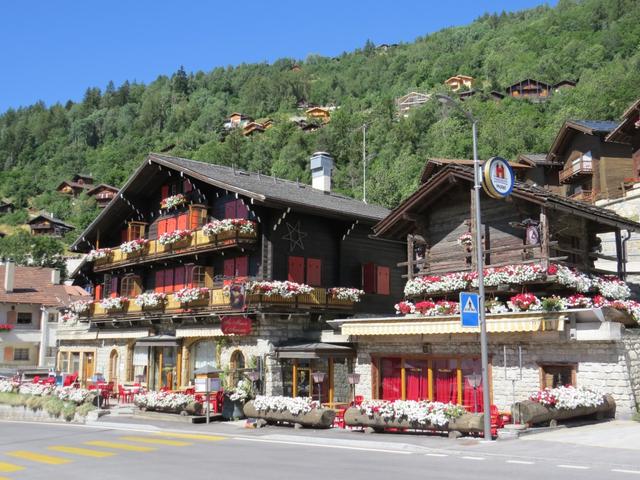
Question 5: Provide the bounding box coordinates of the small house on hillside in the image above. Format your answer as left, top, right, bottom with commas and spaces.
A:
516, 153, 563, 195
56, 174, 94, 198
457, 90, 477, 101
0, 201, 14, 215
27, 213, 74, 237
395, 91, 431, 117
606, 98, 640, 183
553, 80, 577, 92
86, 184, 119, 209
242, 122, 266, 137
305, 107, 331, 123
505, 79, 552, 100
224, 113, 253, 130
445, 75, 475, 92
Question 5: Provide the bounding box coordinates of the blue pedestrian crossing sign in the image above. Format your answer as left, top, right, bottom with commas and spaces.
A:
460, 292, 480, 327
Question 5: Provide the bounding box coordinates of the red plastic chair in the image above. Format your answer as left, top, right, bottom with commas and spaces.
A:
350, 395, 364, 407
32, 376, 40, 384
333, 408, 346, 429
214, 391, 224, 413
118, 385, 133, 404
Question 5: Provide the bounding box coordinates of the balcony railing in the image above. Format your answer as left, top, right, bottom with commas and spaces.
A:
86, 286, 355, 321
559, 160, 593, 183
569, 190, 594, 203
93, 229, 257, 272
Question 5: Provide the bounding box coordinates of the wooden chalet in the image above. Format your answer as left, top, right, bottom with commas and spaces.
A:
516, 153, 563, 194
547, 120, 633, 202
242, 122, 265, 136
445, 75, 475, 92
305, 107, 331, 123
606, 98, 640, 182
395, 91, 431, 117
329, 162, 640, 417
56, 174, 94, 197
505, 79, 552, 100
0, 201, 14, 214
223, 113, 253, 130
61, 152, 404, 398
86, 184, 119, 209
489, 90, 505, 101
553, 79, 577, 92
457, 90, 477, 101
27, 213, 74, 237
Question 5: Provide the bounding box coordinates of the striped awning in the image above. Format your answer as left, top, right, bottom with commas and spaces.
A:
57, 328, 151, 341
339, 313, 566, 336
175, 327, 223, 338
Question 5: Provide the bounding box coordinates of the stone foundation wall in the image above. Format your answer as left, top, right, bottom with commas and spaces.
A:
353, 333, 640, 418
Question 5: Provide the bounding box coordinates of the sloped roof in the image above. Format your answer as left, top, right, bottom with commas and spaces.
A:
420, 158, 529, 184
517, 153, 561, 167
86, 184, 119, 196
56, 180, 89, 191
0, 265, 89, 306
27, 213, 75, 229
606, 98, 640, 143
547, 120, 620, 162
505, 78, 552, 90
375, 163, 640, 238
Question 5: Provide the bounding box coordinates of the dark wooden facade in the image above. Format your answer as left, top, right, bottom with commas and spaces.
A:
505, 79, 552, 100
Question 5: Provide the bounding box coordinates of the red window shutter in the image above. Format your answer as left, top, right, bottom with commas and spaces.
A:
306, 258, 322, 286
6, 311, 16, 324
185, 265, 195, 288
3, 347, 13, 362
224, 259, 235, 278
157, 219, 167, 236
110, 276, 119, 298
362, 263, 376, 294
164, 269, 174, 293
236, 201, 248, 219
190, 209, 201, 229
376, 266, 390, 295
177, 214, 188, 231
121, 228, 128, 242
155, 270, 165, 293
161, 185, 170, 200
236, 256, 248, 277
183, 179, 192, 194
94, 284, 102, 301
225, 201, 236, 219
174, 266, 185, 291
166, 217, 177, 233
288, 256, 305, 284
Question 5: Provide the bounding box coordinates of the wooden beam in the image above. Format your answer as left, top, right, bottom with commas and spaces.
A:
540, 207, 549, 270
615, 229, 624, 278
407, 234, 415, 281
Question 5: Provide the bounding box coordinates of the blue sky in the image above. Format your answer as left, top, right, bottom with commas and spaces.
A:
0, 0, 555, 112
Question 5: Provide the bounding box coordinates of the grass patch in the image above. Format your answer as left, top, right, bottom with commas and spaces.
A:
44, 397, 65, 418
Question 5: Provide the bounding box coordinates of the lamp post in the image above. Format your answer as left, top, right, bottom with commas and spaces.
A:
435, 94, 491, 441
347, 373, 361, 405
245, 370, 260, 396
312, 372, 327, 404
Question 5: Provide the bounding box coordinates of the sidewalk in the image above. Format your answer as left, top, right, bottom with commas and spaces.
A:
520, 420, 640, 450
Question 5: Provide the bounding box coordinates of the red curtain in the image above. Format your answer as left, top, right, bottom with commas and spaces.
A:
463, 378, 484, 412
405, 361, 428, 401
381, 358, 401, 400
434, 370, 457, 403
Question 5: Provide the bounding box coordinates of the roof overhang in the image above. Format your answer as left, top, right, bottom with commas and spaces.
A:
275, 342, 355, 359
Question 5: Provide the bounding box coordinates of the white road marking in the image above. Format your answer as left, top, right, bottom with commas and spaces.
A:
462, 456, 485, 461
234, 437, 412, 455
558, 465, 589, 470
506, 460, 535, 465
426, 453, 449, 457
612, 469, 640, 475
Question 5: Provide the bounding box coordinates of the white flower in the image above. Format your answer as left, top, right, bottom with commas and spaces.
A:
358, 400, 465, 427
69, 299, 93, 314
86, 248, 112, 262
174, 287, 209, 303
99, 296, 128, 310
134, 391, 196, 411
328, 287, 365, 302
253, 395, 319, 416
120, 239, 149, 253
202, 219, 256, 236
158, 229, 192, 246
248, 281, 313, 298
134, 292, 167, 308
160, 194, 187, 210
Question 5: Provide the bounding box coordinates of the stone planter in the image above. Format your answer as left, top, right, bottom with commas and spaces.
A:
137, 401, 202, 416
221, 395, 246, 420
243, 400, 335, 428
343, 407, 483, 434
511, 394, 616, 426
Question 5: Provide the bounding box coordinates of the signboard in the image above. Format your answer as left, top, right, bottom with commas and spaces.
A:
195, 377, 221, 392
482, 156, 515, 199
221, 315, 252, 335
207, 377, 221, 392
460, 292, 480, 328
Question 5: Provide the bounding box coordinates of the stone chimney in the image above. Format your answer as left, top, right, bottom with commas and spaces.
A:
4, 261, 15, 293
51, 269, 61, 285
310, 152, 334, 193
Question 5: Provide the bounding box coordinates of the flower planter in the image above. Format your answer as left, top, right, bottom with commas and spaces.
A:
512, 394, 616, 426
243, 400, 335, 428
222, 395, 246, 420
343, 407, 484, 434
138, 402, 202, 416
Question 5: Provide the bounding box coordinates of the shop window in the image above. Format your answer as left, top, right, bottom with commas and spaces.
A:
540, 364, 576, 389
13, 348, 29, 361
362, 264, 390, 295
61, 353, 70, 373
71, 352, 80, 374
380, 358, 402, 400
230, 350, 245, 387
190, 340, 217, 378
17, 313, 32, 325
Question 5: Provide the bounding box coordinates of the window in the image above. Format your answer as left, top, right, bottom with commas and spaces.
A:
103, 274, 112, 298
48, 313, 58, 323
230, 350, 245, 387
225, 199, 249, 219
17, 313, 32, 325
288, 256, 304, 283
224, 257, 248, 278
71, 352, 80, 374
13, 348, 29, 361
362, 264, 390, 295
191, 266, 206, 288
120, 276, 140, 298
306, 258, 322, 286
540, 364, 576, 389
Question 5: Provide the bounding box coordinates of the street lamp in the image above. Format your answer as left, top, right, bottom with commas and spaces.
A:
435, 93, 491, 441
347, 373, 360, 405
312, 372, 327, 404
245, 370, 260, 395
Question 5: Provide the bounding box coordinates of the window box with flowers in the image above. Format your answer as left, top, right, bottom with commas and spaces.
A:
134, 292, 167, 310
457, 232, 473, 250
60, 312, 79, 325
86, 248, 112, 263
328, 287, 365, 303
248, 281, 313, 300
0, 324, 14, 332
243, 395, 335, 428
202, 219, 257, 240
160, 193, 188, 210
174, 287, 209, 306
99, 296, 128, 312
158, 229, 192, 248
69, 299, 93, 316
120, 238, 149, 255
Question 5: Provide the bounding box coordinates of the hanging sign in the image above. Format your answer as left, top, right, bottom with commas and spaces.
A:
482, 156, 515, 199
221, 316, 252, 335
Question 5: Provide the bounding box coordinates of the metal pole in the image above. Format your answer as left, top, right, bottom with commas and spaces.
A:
472, 120, 492, 441
362, 124, 367, 204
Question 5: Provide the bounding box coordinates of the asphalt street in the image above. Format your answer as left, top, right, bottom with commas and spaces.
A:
0, 420, 639, 479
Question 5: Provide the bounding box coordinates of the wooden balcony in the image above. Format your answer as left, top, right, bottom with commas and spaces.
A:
92, 229, 257, 272
559, 161, 593, 183
86, 287, 355, 322
569, 190, 594, 203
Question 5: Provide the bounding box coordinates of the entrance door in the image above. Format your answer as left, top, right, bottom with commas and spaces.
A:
109, 350, 119, 386
83, 353, 95, 384
150, 347, 177, 390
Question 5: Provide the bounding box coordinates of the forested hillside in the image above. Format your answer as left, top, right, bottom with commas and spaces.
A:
0, 0, 639, 235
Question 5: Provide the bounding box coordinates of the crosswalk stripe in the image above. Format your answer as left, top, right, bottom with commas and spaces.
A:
154, 432, 226, 442
48, 446, 115, 458
0, 462, 24, 473
84, 441, 156, 452
119, 436, 192, 447
7, 450, 72, 465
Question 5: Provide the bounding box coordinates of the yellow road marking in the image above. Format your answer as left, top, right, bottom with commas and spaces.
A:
118, 436, 191, 447
84, 441, 155, 452
0, 462, 24, 473
48, 446, 115, 458
154, 432, 227, 442
6, 450, 72, 465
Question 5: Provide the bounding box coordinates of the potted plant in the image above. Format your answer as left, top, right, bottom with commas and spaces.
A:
120, 238, 149, 255
99, 296, 128, 312
158, 229, 192, 248
134, 292, 167, 310
0, 324, 14, 332
160, 193, 188, 210
174, 287, 209, 306
328, 287, 365, 303
202, 219, 257, 239
69, 299, 93, 316
222, 378, 252, 420
86, 248, 112, 263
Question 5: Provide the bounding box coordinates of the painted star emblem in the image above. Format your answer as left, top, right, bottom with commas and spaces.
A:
282, 221, 308, 251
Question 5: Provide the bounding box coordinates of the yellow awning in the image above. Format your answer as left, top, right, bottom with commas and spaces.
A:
175, 327, 223, 338
340, 313, 566, 336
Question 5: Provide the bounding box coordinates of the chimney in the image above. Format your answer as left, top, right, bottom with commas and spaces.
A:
51, 269, 61, 285
310, 151, 334, 193
4, 261, 15, 293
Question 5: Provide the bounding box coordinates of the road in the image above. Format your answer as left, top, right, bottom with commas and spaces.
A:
0, 420, 640, 479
